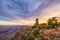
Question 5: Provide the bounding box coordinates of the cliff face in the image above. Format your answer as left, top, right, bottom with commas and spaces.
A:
0, 25, 30, 40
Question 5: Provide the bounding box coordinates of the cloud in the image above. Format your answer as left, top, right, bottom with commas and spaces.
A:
37, 0, 60, 20
0, 0, 60, 25
0, 0, 53, 19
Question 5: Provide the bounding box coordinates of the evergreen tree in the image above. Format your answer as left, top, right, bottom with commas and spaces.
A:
47, 17, 59, 29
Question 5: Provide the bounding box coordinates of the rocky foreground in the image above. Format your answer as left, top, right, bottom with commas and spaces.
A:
0, 25, 60, 40
11, 26, 60, 40
40, 27, 60, 40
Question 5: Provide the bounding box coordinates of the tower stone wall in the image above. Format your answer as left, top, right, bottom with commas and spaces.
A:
34, 18, 39, 27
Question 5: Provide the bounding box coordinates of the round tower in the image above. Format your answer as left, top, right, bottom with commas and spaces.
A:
34, 18, 39, 27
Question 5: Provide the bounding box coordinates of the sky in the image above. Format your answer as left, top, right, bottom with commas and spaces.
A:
0, 0, 60, 25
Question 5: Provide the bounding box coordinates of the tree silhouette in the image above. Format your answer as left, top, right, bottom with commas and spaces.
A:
47, 17, 59, 29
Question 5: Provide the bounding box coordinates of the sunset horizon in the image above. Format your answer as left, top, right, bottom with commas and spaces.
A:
0, 17, 60, 25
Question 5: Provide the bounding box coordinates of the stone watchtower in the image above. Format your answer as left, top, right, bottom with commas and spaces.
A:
34, 18, 39, 27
